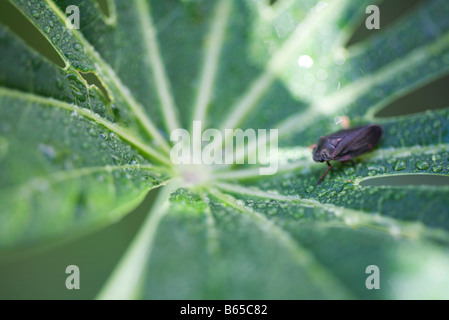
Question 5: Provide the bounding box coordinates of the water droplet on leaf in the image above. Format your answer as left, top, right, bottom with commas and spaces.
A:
415, 160, 429, 170
73, 43, 82, 51
31, 10, 40, 18
305, 185, 315, 193
393, 160, 406, 171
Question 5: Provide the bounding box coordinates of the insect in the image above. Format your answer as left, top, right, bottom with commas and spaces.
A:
312, 124, 383, 185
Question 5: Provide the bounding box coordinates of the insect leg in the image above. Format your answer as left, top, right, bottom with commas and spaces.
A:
317, 161, 332, 185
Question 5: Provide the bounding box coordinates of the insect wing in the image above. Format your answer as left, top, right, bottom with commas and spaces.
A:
332, 125, 382, 160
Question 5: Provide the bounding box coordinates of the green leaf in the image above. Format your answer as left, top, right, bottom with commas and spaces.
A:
0, 0, 171, 247
2, 0, 449, 299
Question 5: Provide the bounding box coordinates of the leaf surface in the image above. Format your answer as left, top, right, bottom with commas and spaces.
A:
2, 0, 449, 299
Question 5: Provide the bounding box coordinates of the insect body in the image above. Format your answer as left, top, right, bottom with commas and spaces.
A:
312, 124, 383, 185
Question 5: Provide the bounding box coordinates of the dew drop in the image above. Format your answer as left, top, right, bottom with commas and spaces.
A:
415, 160, 429, 170
64, 51, 78, 60
431, 154, 441, 161
73, 43, 82, 51
327, 190, 337, 198
71, 61, 82, 69
31, 10, 40, 19
383, 158, 393, 165
393, 160, 406, 171
317, 189, 327, 197
341, 183, 354, 191
305, 185, 315, 193
432, 165, 443, 173
43, 25, 50, 33
372, 164, 386, 173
